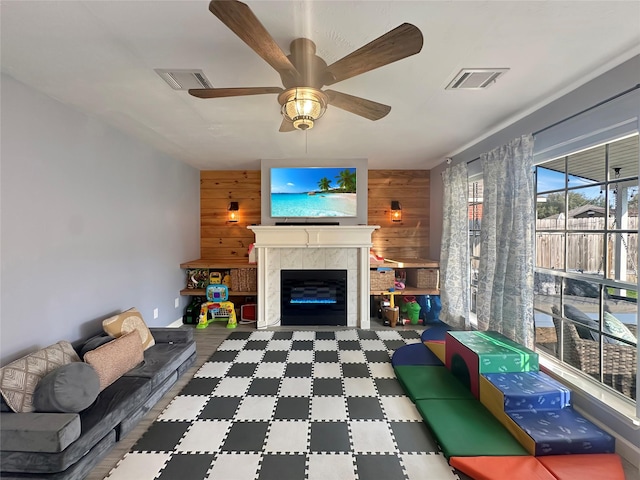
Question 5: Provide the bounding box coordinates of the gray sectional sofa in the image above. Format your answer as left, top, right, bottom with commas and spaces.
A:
0, 327, 196, 480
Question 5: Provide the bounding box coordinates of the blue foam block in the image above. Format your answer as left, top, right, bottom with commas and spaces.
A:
391, 343, 443, 367
508, 408, 616, 456
483, 371, 571, 412
420, 325, 452, 342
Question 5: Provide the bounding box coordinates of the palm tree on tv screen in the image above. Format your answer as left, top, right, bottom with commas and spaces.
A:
335, 169, 356, 193
318, 177, 331, 192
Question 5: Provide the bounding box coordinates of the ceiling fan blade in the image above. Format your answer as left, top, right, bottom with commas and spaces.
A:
188, 87, 283, 99
324, 23, 423, 86
325, 90, 391, 121
279, 118, 296, 132
209, 0, 300, 82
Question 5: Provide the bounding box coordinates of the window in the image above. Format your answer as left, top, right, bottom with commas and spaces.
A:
534, 134, 639, 401
468, 178, 483, 327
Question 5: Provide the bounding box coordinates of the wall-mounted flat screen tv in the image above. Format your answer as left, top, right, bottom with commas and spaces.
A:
270, 167, 357, 218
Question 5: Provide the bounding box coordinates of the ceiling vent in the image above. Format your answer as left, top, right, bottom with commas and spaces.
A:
155, 69, 212, 90
446, 68, 509, 90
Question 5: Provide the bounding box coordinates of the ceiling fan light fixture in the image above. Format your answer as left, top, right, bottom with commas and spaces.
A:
279, 88, 327, 131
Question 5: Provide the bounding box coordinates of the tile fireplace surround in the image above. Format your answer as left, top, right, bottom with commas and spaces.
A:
248, 225, 380, 329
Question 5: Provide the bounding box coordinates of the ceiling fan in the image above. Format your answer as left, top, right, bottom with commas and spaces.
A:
188, 0, 423, 132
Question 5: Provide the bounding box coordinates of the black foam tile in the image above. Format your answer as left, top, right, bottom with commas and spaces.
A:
262, 350, 288, 363
226, 363, 258, 377
273, 396, 310, 420
389, 422, 439, 453
398, 330, 421, 339
357, 330, 381, 339
133, 421, 191, 451
221, 421, 269, 452
272, 331, 294, 340
341, 363, 370, 378
314, 351, 339, 363
364, 350, 392, 363
208, 350, 238, 362
198, 396, 242, 420
157, 453, 215, 480
257, 454, 307, 480
179, 378, 219, 396
383, 340, 407, 351
247, 378, 281, 396
228, 331, 253, 340
355, 454, 405, 480
291, 340, 314, 351
284, 363, 313, 378
374, 378, 405, 396
312, 378, 343, 396
346, 397, 385, 420
315, 331, 336, 340
337, 340, 361, 351
309, 422, 351, 453
245, 340, 269, 350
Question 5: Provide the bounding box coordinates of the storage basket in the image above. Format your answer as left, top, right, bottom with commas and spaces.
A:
231, 268, 257, 292
370, 268, 395, 291
406, 268, 439, 290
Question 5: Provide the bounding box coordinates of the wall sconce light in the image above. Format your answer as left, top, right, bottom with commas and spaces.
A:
228, 202, 239, 223
391, 201, 402, 222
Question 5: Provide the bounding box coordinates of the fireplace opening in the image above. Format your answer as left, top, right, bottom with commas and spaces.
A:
281, 269, 347, 326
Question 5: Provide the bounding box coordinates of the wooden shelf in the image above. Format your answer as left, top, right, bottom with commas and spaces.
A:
180, 289, 257, 297
181, 259, 256, 269
375, 257, 439, 268
370, 287, 439, 296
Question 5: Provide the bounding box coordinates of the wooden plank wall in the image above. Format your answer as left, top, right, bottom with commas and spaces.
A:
200, 169, 430, 261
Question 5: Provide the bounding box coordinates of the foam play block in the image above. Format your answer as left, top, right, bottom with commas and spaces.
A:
394, 366, 474, 403
508, 408, 616, 456
415, 398, 529, 458
446, 331, 539, 398
537, 453, 625, 480
424, 340, 445, 363
449, 456, 556, 480
420, 324, 452, 342
391, 342, 443, 367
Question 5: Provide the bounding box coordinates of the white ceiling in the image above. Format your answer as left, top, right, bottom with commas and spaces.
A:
2, 1, 639, 171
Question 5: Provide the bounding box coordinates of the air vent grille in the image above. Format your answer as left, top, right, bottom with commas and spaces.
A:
446, 68, 509, 90
155, 69, 212, 90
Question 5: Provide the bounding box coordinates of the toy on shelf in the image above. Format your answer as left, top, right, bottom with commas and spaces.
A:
209, 271, 222, 285
196, 284, 237, 329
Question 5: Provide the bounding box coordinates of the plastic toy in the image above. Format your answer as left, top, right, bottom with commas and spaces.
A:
196, 284, 237, 329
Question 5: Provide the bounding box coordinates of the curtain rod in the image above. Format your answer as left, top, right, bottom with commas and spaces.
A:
465, 83, 640, 166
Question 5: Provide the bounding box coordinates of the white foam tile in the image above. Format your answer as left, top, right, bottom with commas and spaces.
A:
234, 396, 277, 421
249, 331, 274, 341
292, 331, 316, 340
349, 421, 396, 453
212, 377, 252, 396
175, 420, 231, 453
234, 350, 264, 363
312, 362, 342, 378
254, 362, 287, 378
343, 378, 377, 397
106, 452, 171, 480
403, 338, 422, 345
311, 396, 348, 421
279, 377, 312, 397
335, 330, 359, 341
217, 339, 248, 351
194, 361, 232, 378
359, 339, 388, 351
288, 350, 314, 363
379, 396, 423, 422
307, 453, 357, 480
368, 362, 395, 379
314, 339, 338, 351
266, 339, 292, 351
264, 420, 310, 453
338, 350, 367, 364
157, 395, 210, 421
374, 331, 403, 340
206, 452, 261, 480
401, 453, 459, 480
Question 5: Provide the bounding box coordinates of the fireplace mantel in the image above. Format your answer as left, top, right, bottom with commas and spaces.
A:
248, 225, 380, 329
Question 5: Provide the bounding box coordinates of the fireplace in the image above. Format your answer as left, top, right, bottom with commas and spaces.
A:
281, 270, 347, 326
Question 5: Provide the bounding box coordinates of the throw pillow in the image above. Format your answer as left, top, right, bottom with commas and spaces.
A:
84, 331, 144, 391
102, 308, 155, 350
0, 341, 81, 413
603, 311, 637, 346
33, 362, 100, 413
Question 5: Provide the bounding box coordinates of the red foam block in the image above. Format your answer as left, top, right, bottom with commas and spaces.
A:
450, 456, 555, 480
537, 453, 625, 480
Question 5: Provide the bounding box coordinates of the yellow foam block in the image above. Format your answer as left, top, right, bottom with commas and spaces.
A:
424, 340, 446, 363
479, 375, 536, 455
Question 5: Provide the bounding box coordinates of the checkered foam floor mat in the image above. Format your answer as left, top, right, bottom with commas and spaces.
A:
106, 329, 471, 480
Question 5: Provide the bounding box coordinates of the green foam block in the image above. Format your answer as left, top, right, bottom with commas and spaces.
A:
394, 366, 474, 403
415, 398, 528, 458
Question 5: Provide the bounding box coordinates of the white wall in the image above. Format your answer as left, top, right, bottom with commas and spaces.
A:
0, 74, 200, 364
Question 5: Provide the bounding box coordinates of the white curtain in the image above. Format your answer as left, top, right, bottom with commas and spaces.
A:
439, 162, 469, 330
477, 134, 535, 348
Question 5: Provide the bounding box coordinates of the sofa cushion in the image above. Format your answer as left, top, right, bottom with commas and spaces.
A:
0, 412, 80, 453
124, 341, 197, 389
33, 362, 100, 413
103, 307, 155, 350
79, 334, 114, 358
0, 341, 81, 413
84, 331, 144, 391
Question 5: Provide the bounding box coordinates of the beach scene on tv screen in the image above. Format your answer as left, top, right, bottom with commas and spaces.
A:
271, 167, 357, 217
